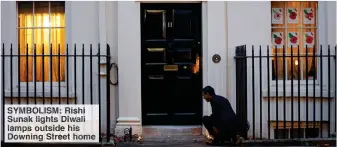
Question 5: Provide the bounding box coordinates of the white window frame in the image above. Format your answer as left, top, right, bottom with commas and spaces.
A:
263, 2, 335, 98
270, 1, 320, 86
2, 1, 75, 98
16, 1, 67, 89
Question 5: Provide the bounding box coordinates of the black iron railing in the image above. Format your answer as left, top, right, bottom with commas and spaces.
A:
235, 45, 336, 140
1, 43, 117, 143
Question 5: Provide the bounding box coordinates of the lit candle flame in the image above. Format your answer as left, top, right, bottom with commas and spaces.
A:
137, 136, 142, 142
206, 135, 213, 140
295, 60, 298, 66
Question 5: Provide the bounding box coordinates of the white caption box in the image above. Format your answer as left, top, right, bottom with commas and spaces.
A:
4, 105, 99, 143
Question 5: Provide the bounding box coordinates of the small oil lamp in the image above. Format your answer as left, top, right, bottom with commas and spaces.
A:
137, 136, 142, 142
206, 135, 214, 140
205, 131, 214, 141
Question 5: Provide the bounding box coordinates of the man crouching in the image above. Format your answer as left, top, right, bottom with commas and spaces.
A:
202, 86, 239, 146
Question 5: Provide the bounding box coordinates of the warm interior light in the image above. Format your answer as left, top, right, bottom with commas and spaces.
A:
193, 54, 200, 74
295, 60, 299, 66
19, 12, 65, 82
43, 15, 49, 27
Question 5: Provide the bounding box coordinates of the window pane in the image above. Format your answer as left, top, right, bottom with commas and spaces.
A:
34, 29, 50, 82
286, 2, 301, 27
35, 44, 50, 82
18, 29, 34, 82
302, 28, 316, 80
35, 2, 49, 13
50, 28, 66, 82
272, 54, 286, 81
286, 28, 301, 80
287, 56, 302, 80
286, 28, 300, 49
18, 2, 33, 28
34, 13, 50, 28
51, 2, 65, 27
34, 2, 50, 27
50, 13, 65, 27
302, 28, 316, 51
303, 50, 317, 80
271, 2, 285, 27
302, 2, 317, 27
272, 28, 285, 80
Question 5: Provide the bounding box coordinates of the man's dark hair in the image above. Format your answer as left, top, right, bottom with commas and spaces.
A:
202, 86, 215, 96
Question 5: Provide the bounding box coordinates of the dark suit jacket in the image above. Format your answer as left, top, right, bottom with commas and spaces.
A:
210, 95, 236, 128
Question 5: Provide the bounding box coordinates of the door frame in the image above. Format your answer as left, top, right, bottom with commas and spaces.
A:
115, 1, 227, 136
140, 2, 203, 125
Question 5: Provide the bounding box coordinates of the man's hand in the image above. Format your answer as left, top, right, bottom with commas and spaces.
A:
213, 127, 219, 135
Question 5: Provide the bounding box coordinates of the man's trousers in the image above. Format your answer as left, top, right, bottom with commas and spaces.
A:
202, 116, 237, 142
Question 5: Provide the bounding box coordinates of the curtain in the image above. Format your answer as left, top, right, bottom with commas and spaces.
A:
18, 14, 34, 82
18, 6, 65, 82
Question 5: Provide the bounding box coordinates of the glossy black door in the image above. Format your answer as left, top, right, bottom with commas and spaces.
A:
141, 3, 202, 125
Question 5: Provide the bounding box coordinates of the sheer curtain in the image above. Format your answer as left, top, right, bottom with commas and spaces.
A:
18, 14, 34, 82
18, 2, 65, 82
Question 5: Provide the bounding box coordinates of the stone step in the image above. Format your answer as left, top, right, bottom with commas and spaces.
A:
142, 126, 203, 138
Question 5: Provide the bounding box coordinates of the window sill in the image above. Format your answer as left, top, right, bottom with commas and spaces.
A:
4, 87, 76, 98
262, 85, 335, 98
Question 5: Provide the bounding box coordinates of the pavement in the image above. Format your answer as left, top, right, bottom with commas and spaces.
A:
118, 142, 336, 147
118, 142, 212, 147
116, 137, 337, 147
117, 136, 211, 147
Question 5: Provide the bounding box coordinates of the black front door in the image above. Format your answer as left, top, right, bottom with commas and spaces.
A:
141, 3, 202, 125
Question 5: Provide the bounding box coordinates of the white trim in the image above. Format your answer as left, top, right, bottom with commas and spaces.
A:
4, 87, 75, 98
201, 1, 209, 135
115, 1, 142, 130
98, 1, 107, 53
201, 2, 210, 115
205, 1, 227, 101
201, 1, 227, 134
262, 88, 334, 98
